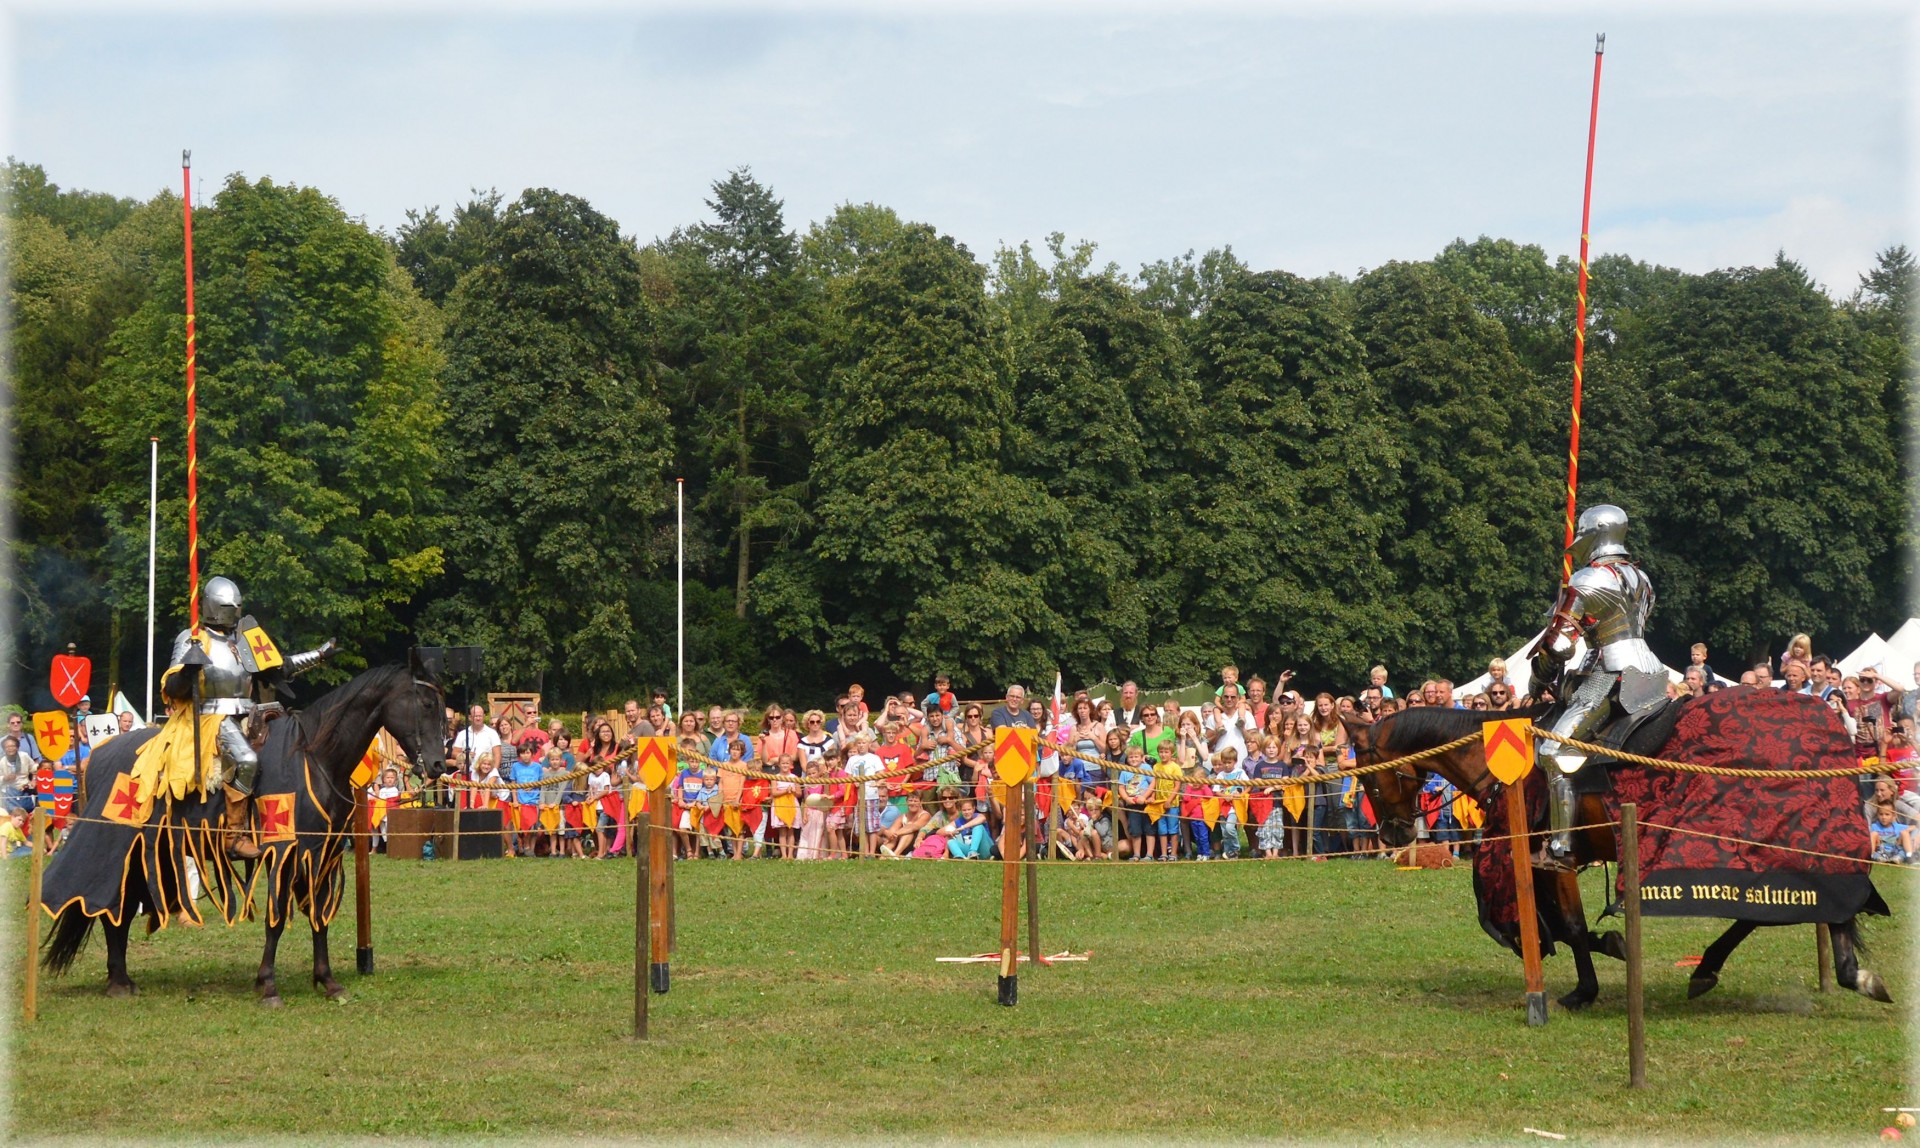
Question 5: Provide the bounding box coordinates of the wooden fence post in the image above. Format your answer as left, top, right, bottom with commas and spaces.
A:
998, 781, 1025, 1007
22, 808, 46, 1024
1504, 781, 1548, 1026
649, 779, 671, 994
1622, 801, 1645, 1087
1816, 923, 1833, 992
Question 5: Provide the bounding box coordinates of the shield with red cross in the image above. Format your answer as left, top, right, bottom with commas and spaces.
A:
241, 626, 283, 672
104, 773, 151, 827
257, 793, 296, 843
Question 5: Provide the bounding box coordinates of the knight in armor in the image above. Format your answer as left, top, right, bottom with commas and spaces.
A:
1530, 505, 1666, 865
162, 576, 336, 859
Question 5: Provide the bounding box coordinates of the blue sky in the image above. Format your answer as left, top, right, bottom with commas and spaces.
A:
4, 4, 1910, 294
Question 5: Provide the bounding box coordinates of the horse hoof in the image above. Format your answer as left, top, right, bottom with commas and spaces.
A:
105, 981, 137, 999
1557, 992, 1597, 1011
318, 982, 348, 1001
1596, 931, 1627, 961
259, 994, 284, 1009
1687, 972, 1719, 999
1855, 969, 1894, 1004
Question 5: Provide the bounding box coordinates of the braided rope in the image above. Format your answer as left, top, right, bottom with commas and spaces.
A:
1554, 735, 1886, 779
1053, 735, 1482, 786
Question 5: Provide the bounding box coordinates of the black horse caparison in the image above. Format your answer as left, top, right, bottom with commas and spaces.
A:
1342, 705, 1891, 1010
41, 664, 445, 1006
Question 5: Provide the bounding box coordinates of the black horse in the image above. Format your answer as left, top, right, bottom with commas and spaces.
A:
41, 663, 445, 1005
1345, 693, 1891, 1010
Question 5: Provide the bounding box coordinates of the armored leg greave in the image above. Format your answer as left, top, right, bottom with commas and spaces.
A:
216, 718, 260, 795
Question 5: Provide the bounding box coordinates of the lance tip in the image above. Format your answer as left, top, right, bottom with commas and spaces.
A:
1595, 33, 1606, 54
182, 149, 191, 168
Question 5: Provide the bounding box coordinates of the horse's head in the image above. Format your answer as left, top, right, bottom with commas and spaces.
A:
387, 654, 447, 780
1343, 714, 1421, 850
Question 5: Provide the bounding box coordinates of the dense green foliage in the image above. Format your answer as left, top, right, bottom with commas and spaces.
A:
5, 161, 1913, 707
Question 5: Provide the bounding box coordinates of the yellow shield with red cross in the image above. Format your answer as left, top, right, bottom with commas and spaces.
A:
32, 711, 71, 762
242, 626, 283, 672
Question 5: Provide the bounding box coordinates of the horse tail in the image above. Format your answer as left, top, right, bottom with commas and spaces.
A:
41, 903, 96, 976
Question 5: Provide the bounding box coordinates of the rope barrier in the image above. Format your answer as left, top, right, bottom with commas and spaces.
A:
1553, 735, 1888, 779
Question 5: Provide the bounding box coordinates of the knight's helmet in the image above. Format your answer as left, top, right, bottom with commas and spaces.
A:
1567, 504, 1631, 567
200, 576, 244, 631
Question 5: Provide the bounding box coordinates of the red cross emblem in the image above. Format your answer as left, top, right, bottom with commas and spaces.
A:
105, 774, 148, 827
257, 793, 296, 843
250, 633, 274, 661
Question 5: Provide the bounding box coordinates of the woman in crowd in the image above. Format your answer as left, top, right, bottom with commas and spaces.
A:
876, 788, 932, 857
759, 704, 798, 764
912, 790, 961, 858
1067, 696, 1106, 784
799, 710, 833, 766
956, 704, 990, 787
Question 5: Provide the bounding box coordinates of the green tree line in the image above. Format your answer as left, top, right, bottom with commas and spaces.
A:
4, 160, 1912, 708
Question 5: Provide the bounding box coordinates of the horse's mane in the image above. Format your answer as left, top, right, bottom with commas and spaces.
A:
1378, 702, 1553, 748
296, 664, 417, 764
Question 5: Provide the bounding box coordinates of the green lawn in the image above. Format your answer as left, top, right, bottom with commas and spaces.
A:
9, 853, 1913, 1142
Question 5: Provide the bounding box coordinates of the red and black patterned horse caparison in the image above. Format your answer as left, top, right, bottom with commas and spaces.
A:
1474, 688, 1887, 947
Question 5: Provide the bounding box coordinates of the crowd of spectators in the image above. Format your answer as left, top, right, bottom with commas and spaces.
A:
6, 638, 1911, 866
417, 646, 1914, 866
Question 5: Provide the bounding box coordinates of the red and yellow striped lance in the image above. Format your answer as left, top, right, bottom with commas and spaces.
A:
182, 150, 201, 625
1562, 35, 1605, 583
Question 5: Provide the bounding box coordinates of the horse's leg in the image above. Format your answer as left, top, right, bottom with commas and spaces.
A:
1685, 920, 1758, 999
312, 921, 347, 1000
1830, 918, 1893, 1003
255, 916, 287, 1007
1552, 870, 1600, 1010
103, 916, 135, 998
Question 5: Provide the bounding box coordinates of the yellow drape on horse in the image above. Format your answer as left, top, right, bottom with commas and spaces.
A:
132, 663, 222, 802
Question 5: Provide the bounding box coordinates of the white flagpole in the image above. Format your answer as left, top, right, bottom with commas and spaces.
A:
145, 436, 159, 722
676, 478, 684, 721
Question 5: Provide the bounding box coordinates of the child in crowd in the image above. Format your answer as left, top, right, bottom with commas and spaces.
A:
797, 754, 830, 861
1869, 802, 1916, 864
825, 748, 853, 859
846, 735, 886, 857
947, 796, 992, 859
1180, 755, 1217, 860
509, 742, 544, 857
1118, 744, 1154, 861
770, 754, 802, 859
3, 807, 28, 858
1211, 746, 1249, 859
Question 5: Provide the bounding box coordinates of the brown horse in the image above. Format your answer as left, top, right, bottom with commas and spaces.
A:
1343, 702, 1891, 1009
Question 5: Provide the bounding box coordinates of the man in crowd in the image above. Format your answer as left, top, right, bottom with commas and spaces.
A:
1486, 683, 1516, 710
989, 684, 1034, 732
1112, 681, 1142, 729
5, 713, 40, 763
1682, 666, 1707, 697
1207, 684, 1257, 763
1783, 660, 1813, 695
453, 704, 502, 775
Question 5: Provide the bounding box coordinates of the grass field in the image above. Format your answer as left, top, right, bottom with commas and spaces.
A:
8, 852, 1914, 1142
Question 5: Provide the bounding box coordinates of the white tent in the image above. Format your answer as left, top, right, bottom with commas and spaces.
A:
1877, 618, 1920, 690
1837, 633, 1888, 678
